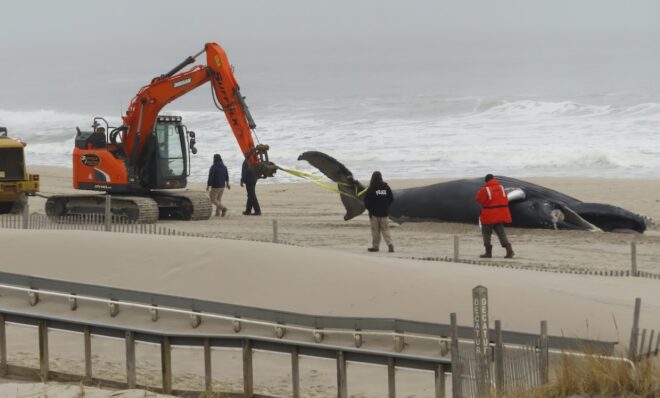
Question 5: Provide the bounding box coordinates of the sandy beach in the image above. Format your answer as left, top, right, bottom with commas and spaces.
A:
28, 165, 660, 275
0, 165, 657, 396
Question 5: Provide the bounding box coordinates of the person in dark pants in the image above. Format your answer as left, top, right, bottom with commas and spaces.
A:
206, 154, 230, 217
363, 171, 395, 252
475, 174, 514, 258
240, 159, 261, 216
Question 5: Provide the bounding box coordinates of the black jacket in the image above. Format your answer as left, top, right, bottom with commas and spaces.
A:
207, 161, 229, 188
241, 160, 257, 185
364, 182, 394, 217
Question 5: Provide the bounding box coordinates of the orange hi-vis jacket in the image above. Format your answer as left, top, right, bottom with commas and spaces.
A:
475, 178, 512, 225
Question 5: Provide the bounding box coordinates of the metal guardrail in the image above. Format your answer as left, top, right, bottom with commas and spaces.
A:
0, 271, 617, 354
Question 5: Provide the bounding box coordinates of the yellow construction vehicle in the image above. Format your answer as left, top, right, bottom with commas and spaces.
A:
0, 127, 39, 214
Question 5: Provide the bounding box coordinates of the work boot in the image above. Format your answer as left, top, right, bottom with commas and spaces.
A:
504, 244, 515, 259
388, 244, 394, 253
221, 208, 227, 217
479, 244, 493, 258
367, 247, 379, 252
215, 209, 221, 217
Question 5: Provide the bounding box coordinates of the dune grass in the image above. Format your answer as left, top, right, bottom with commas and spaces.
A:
493, 354, 659, 398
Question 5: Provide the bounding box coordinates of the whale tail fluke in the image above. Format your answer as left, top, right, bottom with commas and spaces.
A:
297, 151, 367, 220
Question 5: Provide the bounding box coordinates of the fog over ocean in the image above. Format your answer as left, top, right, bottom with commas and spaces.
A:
1, 0, 659, 182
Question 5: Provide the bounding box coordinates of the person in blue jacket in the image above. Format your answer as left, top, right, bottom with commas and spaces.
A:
206, 154, 230, 217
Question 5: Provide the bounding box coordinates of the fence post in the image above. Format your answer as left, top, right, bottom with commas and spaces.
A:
337, 350, 348, 398
0, 314, 6, 376
387, 357, 396, 398
628, 297, 641, 361
204, 338, 212, 393
243, 339, 254, 398
84, 325, 92, 380
435, 363, 446, 398
638, 329, 647, 359
22, 201, 29, 229
125, 331, 136, 389
647, 330, 655, 358
105, 195, 111, 232
38, 320, 49, 381
161, 336, 172, 394
631, 241, 637, 277
291, 346, 300, 398
450, 312, 462, 398
453, 236, 459, 261
494, 320, 504, 394
272, 219, 279, 243
539, 320, 549, 384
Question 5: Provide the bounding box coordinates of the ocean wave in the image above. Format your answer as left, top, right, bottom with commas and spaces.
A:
2, 95, 660, 182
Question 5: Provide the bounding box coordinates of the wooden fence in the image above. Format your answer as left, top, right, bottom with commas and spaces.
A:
628, 297, 660, 361
0, 212, 204, 238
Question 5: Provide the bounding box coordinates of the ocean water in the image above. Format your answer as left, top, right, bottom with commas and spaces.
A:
1, 94, 660, 184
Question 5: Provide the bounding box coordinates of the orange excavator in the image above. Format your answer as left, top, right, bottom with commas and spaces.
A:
46, 42, 276, 223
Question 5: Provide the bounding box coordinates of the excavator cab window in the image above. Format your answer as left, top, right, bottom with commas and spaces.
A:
155, 122, 186, 179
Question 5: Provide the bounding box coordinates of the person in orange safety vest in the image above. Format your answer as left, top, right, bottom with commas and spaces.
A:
475, 174, 514, 258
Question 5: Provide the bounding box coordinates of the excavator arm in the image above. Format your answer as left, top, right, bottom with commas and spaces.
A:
121, 42, 275, 178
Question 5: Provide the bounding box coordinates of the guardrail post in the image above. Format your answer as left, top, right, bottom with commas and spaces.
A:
631, 241, 637, 277
435, 363, 446, 398
539, 320, 549, 384
494, 320, 504, 394
628, 297, 641, 361
0, 314, 7, 376
337, 351, 347, 398
204, 338, 212, 393
243, 339, 254, 398
161, 336, 172, 394
272, 219, 279, 243
387, 357, 396, 398
450, 313, 462, 398
84, 325, 92, 380
38, 320, 49, 381
125, 331, 136, 389
292, 346, 300, 398
104, 195, 111, 232
22, 201, 29, 229
453, 236, 459, 261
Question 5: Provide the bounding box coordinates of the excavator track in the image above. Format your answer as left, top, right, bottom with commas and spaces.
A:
154, 190, 212, 221
46, 194, 159, 224
45, 191, 211, 224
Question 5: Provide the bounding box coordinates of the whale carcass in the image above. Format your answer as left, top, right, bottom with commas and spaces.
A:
298, 151, 651, 233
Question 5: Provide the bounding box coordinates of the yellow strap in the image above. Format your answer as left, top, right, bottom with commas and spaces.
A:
278, 167, 365, 201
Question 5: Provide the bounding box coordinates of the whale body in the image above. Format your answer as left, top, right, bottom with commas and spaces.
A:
298, 151, 650, 233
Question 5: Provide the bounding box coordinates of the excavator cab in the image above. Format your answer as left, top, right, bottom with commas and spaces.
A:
141, 115, 192, 190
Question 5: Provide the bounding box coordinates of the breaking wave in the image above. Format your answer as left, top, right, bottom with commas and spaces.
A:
2, 95, 660, 183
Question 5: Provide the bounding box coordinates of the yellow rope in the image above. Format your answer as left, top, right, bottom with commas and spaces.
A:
278, 168, 366, 201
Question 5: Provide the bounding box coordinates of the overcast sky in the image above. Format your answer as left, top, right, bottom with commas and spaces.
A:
1, 0, 659, 113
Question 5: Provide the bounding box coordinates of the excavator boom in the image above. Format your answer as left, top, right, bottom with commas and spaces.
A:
122, 42, 272, 174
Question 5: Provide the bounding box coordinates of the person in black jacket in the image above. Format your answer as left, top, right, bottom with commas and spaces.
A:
363, 171, 394, 252
240, 159, 261, 216
206, 154, 230, 217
